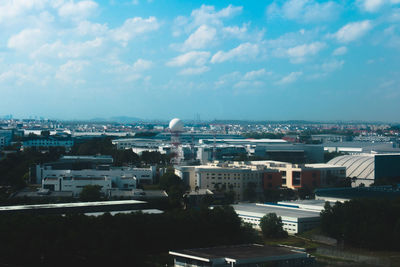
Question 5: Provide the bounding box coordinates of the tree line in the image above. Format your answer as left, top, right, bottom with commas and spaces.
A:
0, 206, 259, 267
320, 198, 400, 251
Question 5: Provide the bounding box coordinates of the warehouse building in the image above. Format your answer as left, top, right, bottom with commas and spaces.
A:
169, 244, 315, 267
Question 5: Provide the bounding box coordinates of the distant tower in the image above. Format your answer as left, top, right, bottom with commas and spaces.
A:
169, 118, 184, 165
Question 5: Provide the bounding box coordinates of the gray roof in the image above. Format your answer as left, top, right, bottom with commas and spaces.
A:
232, 203, 320, 220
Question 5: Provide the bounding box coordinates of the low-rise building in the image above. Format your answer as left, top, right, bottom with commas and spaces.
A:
232, 203, 320, 234
169, 244, 315, 267
251, 161, 346, 189
23, 137, 74, 150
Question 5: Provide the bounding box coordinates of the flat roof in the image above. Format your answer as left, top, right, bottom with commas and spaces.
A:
0, 200, 146, 212
84, 209, 163, 216
170, 244, 306, 262
232, 203, 320, 219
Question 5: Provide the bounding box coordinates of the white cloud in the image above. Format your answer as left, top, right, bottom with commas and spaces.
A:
0, 62, 54, 86
166, 51, 210, 67
215, 69, 272, 91
214, 71, 241, 87
179, 66, 210, 75
276, 72, 302, 85
32, 38, 104, 59
58, 0, 98, 20
222, 24, 248, 39
286, 42, 325, 63
321, 59, 344, 72
112, 16, 160, 46
0, 0, 48, 23
357, 0, 400, 12
211, 43, 259, 63
172, 4, 243, 37
331, 20, 373, 43
234, 80, 264, 89
7, 28, 47, 51
333, 46, 348, 56
357, 0, 385, 12
181, 25, 217, 50
76, 20, 109, 36
267, 0, 341, 23
132, 59, 153, 71
191, 4, 242, 28
55, 60, 89, 82
243, 69, 271, 80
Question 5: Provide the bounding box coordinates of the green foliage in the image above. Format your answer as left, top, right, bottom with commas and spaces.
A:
320, 198, 400, 250
243, 182, 257, 202
259, 213, 288, 238
79, 185, 103, 202
159, 170, 186, 208
0, 206, 259, 266
0, 147, 65, 192
263, 188, 296, 202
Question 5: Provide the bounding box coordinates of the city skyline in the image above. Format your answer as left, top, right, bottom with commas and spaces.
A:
1, 0, 400, 121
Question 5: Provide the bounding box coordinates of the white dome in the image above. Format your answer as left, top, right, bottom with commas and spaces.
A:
169, 118, 184, 132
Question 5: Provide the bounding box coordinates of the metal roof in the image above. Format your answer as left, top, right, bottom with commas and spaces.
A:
328, 155, 375, 179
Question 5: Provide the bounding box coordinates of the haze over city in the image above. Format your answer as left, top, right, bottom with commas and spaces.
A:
1, 0, 400, 121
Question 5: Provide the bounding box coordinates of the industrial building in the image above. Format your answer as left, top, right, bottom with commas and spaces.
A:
37, 155, 156, 197
169, 244, 315, 267
232, 203, 321, 234
315, 185, 400, 202
327, 153, 400, 186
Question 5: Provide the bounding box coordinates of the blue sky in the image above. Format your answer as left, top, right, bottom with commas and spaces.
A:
1, 0, 400, 122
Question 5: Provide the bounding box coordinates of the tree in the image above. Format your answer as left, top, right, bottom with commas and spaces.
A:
80, 185, 103, 202
243, 182, 257, 202
259, 213, 288, 238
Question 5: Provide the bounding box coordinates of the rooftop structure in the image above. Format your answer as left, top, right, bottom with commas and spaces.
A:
169, 118, 184, 132
170, 244, 314, 267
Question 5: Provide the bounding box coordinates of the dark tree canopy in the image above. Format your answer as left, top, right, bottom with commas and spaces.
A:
0, 206, 260, 266
259, 213, 288, 238
321, 199, 400, 250
79, 185, 103, 202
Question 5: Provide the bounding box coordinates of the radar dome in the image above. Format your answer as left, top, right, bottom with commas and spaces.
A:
169, 118, 184, 132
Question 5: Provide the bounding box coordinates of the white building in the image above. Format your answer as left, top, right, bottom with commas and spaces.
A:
37, 165, 156, 186
43, 176, 116, 196
232, 203, 320, 234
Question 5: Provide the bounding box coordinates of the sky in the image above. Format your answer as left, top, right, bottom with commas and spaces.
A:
0, 0, 400, 122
